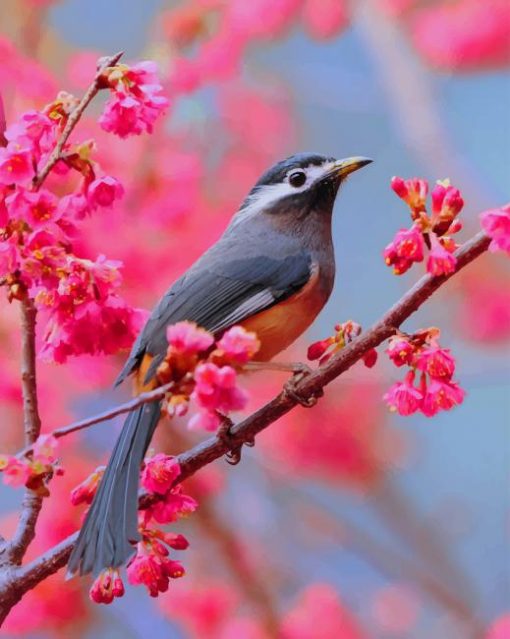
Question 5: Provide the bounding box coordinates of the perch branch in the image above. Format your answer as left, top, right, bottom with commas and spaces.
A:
0, 230, 490, 617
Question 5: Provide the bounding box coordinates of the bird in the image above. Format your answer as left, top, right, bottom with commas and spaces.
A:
67, 152, 372, 578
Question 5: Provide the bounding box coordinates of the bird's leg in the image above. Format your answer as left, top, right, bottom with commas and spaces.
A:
216, 412, 254, 466
245, 360, 311, 374
246, 361, 323, 408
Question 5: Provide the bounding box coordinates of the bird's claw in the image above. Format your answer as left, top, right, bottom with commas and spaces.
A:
217, 415, 254, 465
283, 363, 323, 408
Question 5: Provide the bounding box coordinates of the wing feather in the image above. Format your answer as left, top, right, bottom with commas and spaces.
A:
115, 253, 312, 385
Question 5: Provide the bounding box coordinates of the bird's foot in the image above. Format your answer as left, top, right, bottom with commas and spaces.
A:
283, 363, 323, 408
217, 414, 254, 465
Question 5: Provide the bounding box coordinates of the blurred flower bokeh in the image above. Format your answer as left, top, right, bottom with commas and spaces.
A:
0, 0, 508, 637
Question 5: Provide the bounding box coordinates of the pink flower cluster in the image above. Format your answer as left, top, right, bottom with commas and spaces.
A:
308, 320, 378, 368
127, 531, 187, 597
383, 328, 465, 417
86, 453, 195, 604
0, 434, 62, 496
0, 85, 152, 362
89, 568, 125, 604
480, 204, 510, 255
156, 321, 259, 432
99, 61, 169, 138
384, 177, 464, 276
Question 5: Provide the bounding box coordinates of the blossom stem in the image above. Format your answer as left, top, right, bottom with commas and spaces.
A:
32, 51, 124, 190
7, 299, 44, 566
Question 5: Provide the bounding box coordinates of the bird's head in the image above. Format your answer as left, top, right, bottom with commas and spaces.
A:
234, 152, 372, 226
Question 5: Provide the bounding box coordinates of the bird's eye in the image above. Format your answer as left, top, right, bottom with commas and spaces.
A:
288, 170, 306, 188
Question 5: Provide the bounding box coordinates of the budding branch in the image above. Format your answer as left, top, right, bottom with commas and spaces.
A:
32, 51, 123, 190
0, 228, 490, 622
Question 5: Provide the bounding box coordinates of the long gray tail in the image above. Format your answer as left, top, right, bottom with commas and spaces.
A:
67, 401, 161, 577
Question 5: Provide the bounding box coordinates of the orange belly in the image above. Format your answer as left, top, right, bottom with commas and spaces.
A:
239, 266, 327, 360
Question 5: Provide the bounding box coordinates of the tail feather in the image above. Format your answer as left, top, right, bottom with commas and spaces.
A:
67, 402, 161, 577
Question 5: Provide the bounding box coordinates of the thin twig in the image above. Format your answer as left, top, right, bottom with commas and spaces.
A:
17, 382, 175, 460
0, 230, 491, 620
32, 51, 123, 190
7, 300, 43, 565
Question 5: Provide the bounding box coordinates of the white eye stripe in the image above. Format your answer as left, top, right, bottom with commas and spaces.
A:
233, 161, 336, 223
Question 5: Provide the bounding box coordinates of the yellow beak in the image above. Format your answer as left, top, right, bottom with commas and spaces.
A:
331, 156, 373, 179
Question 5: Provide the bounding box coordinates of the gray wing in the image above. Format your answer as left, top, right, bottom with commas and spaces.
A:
115, 252, 312, 385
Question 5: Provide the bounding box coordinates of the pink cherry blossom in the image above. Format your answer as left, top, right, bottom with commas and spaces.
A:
383, 371, 423, 416
99, 93, 147, 138
384, 226, 425, 274
6, 188, 59, 229
33, 434, 59, 465
431, 181, 464, 223
216, 326, 260, 364
426, 233, 457, 276
86, 176, 124, 209
141, 453, 180, 495
421, 377, 465, 416
415, 345, 456, 379
307, 337, 334, 361
127, 542, 185, 597
0, 240, 19, 276
390, 176, 428, 214
0, 146, 33, 186
70, 465, 105, 506
480, 205, 510, 255
145, 486, 198, 525
5, 110, 56, 159
0, 455, 31, 487
89, 568, 125, 604
58, 192, 91, 220
386, 336, 416, 367
167, 321, 214, 355
99, 61, 169, 138
192, 363, 248, 413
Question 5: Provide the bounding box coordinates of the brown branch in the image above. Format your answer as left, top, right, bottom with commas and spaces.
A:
175, 231, 491, 483
0, 230, 490, 621
17, 382, 175, 460
32, 50, 123, 190
5, 300, 44, 566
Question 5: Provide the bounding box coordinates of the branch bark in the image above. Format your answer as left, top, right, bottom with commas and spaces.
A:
175, 231, 491, 483
0, 230, 490, 621
5, 300, 43, 567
